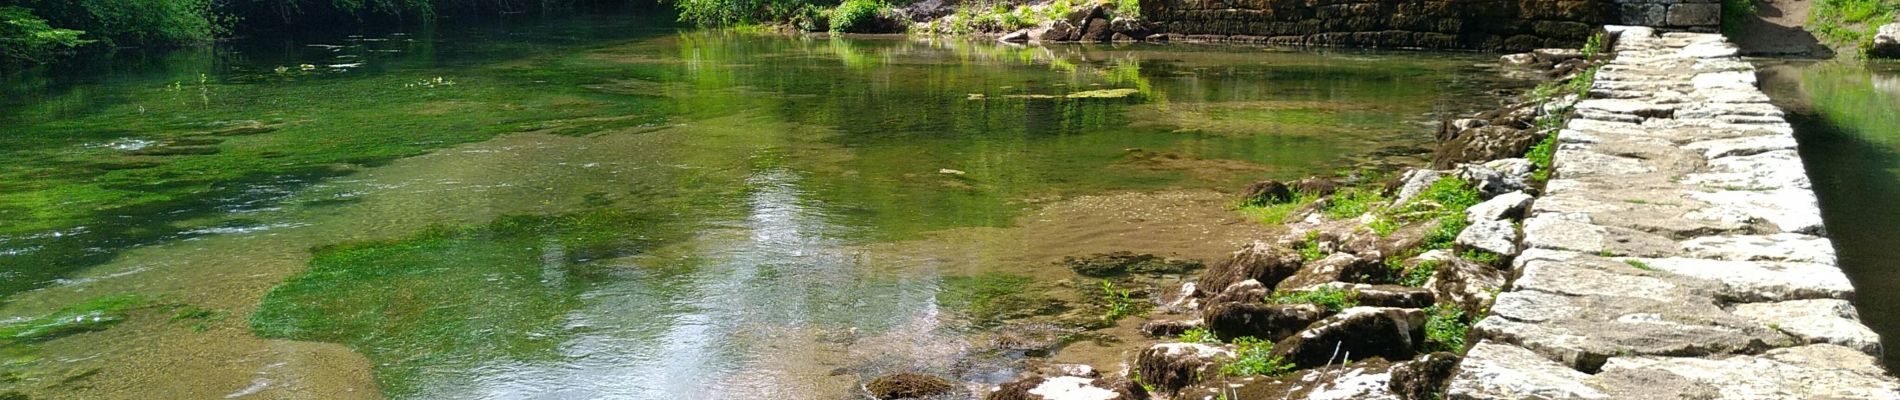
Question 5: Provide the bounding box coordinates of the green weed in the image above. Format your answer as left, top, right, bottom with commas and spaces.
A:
1267, 286, 1360, 312
1101, 279, 1142, 321
1218, 337, 1294, 376
1422, 305, 1469, 353
1179, 327, 1220, 344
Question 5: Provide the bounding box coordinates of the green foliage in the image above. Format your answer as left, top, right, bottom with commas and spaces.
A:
1267, 286, 1359, 312
1580, 33, 1606, 59
1113, 0, 1141, 18
1238, 192, 1315, 225
1179, 327, 1220, 344
1321, 187, 1387, 220
1219, 337, 1294, 376
1624, 259, 1658, 271
1403, 178, 1481, 250
15, 0, 222, 47
1422, 305, 1469, 353
1100, 279, 1142, 321
1527, 133, 1558, 182
1399, 259, 1438, 287
1298, 231, 1326, 262
0, 6, 89, 67
1809, 0, 1898, 51
829, 0, 889, 33
1460, 250, 1502, 266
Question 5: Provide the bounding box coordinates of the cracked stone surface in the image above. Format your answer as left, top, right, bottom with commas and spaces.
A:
1448, 27, 1900, 398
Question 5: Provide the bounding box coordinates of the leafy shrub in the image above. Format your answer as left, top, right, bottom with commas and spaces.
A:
20, 0, 221, 47
1320, 187, 1387, 220
830, 0, 887, 33
1809, 0, 1898, 50
1219, 337, 1294, 376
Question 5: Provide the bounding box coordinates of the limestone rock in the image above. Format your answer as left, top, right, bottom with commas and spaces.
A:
1445, 341, 1609, 400
1080, 18, 1113, 42
1634, 257, 1854, 303
1208, 279, 1268, 304
1873, 23, 1900, 59
1000, 30, 1030, 43
1426, 258, 1505, 317
1454, 219, 1520, 257
1388, 352, 1461, 400
1531, 48, 1582, 64
1481, 158, 1535, 191
1202, 302, 1329, 342
1290, 177, 1342, 197
1592, 344, 1900, 399
1434, 126, 1539, 169
1031, 20, 1078, 42
1279, 252, 1380, 289
987, 375, 1149, 400
1500, 53, 1537, 67
1109, 17, 1150, 39
1198, 241, 1304, 293
1452, 163, 1514, 198
1732, 299, 1882, 354
1466, 191, 1533, 223
1301, 282, 1436, 309
1178, 358, 1401, 400
1392, 169, 1444, 207
1139, 318, 1204, 338
1272, 307, 1426, 369
1135, 343, 1232, 393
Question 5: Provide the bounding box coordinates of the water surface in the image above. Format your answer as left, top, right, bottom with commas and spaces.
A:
0, 14, 1514, 398
1761, 60, 1900, 368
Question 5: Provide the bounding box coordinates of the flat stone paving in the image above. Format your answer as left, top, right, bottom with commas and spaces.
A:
1446, 27, 1900, 399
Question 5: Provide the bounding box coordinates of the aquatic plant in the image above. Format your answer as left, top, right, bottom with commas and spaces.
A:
1100, 280, 1142, 321
0, 294, 145, 344
1218, 337, 1293, 376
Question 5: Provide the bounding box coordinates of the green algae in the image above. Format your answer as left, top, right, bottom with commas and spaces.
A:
250, 207, 681, 397
0, 295, 145, 344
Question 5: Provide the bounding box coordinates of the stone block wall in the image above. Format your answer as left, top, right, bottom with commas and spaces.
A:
1140, 0, 1719, 51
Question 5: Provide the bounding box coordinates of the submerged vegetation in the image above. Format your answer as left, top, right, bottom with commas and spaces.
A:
250, 208, 678, 397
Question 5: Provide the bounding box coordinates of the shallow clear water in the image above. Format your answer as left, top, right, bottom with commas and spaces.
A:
0, 13, 1513, 399
1761, 60, 1900, 368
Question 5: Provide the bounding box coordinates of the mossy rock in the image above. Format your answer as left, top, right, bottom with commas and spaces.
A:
865, 372, 955, 399
1061, 252, 1204, 277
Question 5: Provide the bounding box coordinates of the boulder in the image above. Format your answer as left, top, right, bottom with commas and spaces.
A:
1063, 4, 1106, 27
1178, 358, 1401, 400
1387, 352, 1461, 400
1873, 23, 1900, 59
1080, 18, 1114, 42
1530, 48, 1582, 64
1279, 252, 1381, 289
1198, 241, 1304, 293
1000, 29, 1030, 43
1109, 17, 1151, 39
867, 372, 956, 399
1452, 163, 1514, 198
1465, 191, 1533, 223
1272, 307, 1427, 369
1483, 157, 1535, 187
1426, 258, 1506, 317
1454, 219, 1520, 257
1499, 52, 1538, 67
1392, 169, 1444, 206
1208, 279, 1269, 304
1140, 319, 1204, 338
1451, 118, 1488, 131
1242, 180, 1295, 206
1135, 343, 1233, 393
987, 375, 1148, 400
1030, 20, 1078, 42
1433, 126, 1541, 169
1445, 341, 1609, 399
1302, 283, 1435, 309
1061, 252, 1203, 277
1202, 302, 1331, 342
1290, 177, 1342, 197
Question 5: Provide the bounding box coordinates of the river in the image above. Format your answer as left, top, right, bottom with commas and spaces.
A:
0, 13, 1517, 399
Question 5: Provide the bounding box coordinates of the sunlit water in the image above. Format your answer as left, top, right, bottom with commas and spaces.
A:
0, 13, 1518, 399
1760, 60, 1900, 368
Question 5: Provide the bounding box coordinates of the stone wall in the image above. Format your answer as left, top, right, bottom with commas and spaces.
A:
1445, 27, 1900, 398
1140, 0, 1718, 51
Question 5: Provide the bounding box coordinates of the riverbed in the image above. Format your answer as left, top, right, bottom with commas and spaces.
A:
0, 13, 1519, 399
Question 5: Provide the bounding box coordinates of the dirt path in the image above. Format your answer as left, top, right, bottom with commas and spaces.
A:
1731, 0, 1837, 57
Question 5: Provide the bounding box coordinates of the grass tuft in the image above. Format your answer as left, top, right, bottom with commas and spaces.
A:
1218, 336, 1294, 376
1267, 286, 1360, 312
